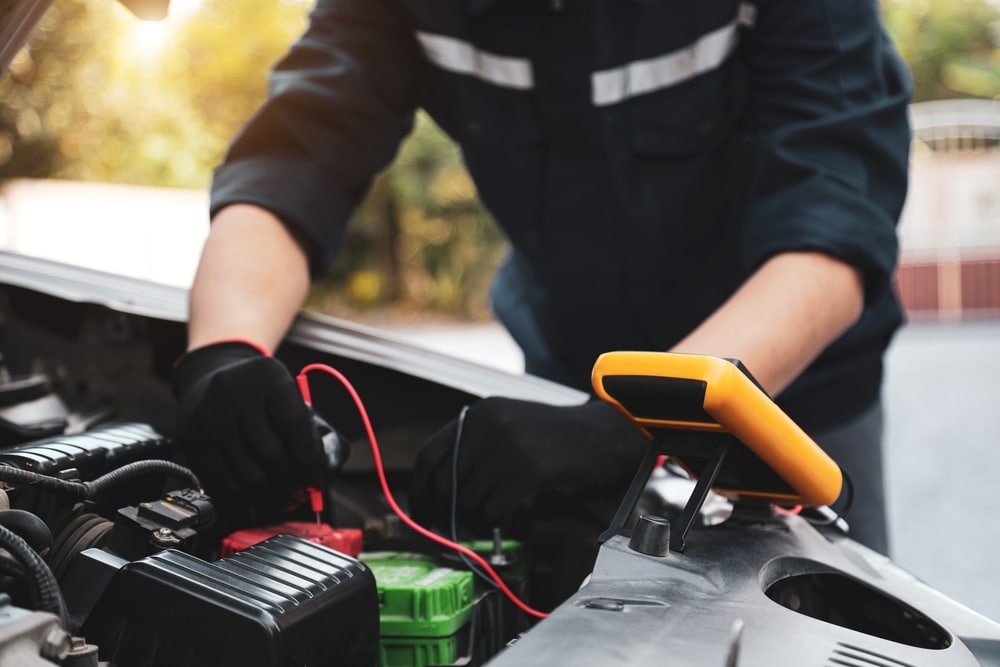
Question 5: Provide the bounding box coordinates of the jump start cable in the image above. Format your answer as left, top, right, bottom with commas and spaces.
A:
295, 362, 549, 620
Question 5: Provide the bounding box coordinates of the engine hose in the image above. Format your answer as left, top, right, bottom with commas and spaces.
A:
0, 460, 202, 499
0, 523, 68, 627
48, 513, 113, 581
0, 465, 88, 499
0, 509, 54, 555
82, 459, 202, 496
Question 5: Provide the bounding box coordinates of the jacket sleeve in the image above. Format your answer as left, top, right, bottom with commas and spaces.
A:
210, 0, 422, 278
739, 0, 912, 303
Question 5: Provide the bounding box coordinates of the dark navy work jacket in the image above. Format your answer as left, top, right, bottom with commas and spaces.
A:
211, 0, 913, 433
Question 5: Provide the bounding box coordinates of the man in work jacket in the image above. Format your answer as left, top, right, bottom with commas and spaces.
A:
171, 0, 912, 572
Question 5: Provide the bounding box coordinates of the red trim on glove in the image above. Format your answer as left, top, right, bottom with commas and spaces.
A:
218, 338, 273, 357
171, 338, 273, 370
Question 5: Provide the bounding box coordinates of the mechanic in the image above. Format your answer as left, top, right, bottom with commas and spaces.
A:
171, 0, 911, 592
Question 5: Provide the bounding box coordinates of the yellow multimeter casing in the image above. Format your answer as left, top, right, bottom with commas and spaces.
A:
591, 351, 842, 508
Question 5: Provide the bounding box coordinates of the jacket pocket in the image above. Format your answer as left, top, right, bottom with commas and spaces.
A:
629, 65, 740, 157
626, 0, 748, 156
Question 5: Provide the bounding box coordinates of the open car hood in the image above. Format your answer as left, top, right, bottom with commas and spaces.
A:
0, 0, 53, 73
0, 248, 586, 406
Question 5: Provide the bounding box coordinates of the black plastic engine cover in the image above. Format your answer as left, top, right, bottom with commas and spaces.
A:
0, 422, 172, 526
80, 534, 379, 666
0, 422, 170, 480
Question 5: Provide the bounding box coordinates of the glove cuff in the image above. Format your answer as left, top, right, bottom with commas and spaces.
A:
170, 339, 271, 400
215, 338, 272, 357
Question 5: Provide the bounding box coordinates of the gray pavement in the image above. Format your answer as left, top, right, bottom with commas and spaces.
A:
391, 318, 1000, 621
884, 320, 1000, 622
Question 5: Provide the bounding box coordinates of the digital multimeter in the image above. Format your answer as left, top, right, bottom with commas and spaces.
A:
592, 351, 843, 509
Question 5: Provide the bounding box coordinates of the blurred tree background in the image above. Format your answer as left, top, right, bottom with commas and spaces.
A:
882, 0, 1000, 101
0, 0, 998, 322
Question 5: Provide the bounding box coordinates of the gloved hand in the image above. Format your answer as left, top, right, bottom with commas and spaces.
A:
170, 341, 325, 505
409, 397, 650, 535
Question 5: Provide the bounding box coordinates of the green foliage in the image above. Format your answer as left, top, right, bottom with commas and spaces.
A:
0, 0, 91, 179
0, 0, 506, 318
882, 0, 1000, 101
0, 0, 309, 186
308, 112, 508, 320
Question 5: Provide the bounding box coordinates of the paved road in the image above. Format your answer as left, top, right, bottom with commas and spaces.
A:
392, 319, 1000, 621
884, 320, 1000, 622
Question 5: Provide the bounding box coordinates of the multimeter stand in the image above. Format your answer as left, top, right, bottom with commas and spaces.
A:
599, 431, 733, 553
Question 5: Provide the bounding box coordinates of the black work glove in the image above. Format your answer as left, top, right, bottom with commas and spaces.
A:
170, 341, 325, 506
410, 397, 650, 536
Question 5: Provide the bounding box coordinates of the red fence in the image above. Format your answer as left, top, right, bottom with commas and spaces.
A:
896, 259, 1000, 320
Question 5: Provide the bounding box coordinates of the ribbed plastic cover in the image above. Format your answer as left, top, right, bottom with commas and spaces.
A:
0, 422, 168, 476
81, 534, 380, 666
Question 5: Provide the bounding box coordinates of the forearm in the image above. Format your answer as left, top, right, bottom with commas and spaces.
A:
187, 204, 312, 352
670, 252, 864, 397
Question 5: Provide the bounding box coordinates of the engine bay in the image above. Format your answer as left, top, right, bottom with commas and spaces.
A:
0, 256, 580, 665
1, 254, 1000, 667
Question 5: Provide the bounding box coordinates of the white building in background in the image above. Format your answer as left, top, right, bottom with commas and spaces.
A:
898, 99, 1000, 320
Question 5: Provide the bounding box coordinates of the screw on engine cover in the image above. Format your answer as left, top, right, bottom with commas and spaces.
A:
42, 628, 99, 666
152, 527, 179, 545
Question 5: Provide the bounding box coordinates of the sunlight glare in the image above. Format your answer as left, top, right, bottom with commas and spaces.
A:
124, 0, 204, 60
131, 20, 170, 60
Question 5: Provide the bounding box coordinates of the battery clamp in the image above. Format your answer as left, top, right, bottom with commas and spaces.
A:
592, 351, 844, 552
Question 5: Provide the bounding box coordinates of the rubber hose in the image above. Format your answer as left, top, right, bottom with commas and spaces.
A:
0, 465, 87, 498
0, 460, 201, 499
0, 509, 54, 554
83, 459, 202, 496
0, 523, 68, 627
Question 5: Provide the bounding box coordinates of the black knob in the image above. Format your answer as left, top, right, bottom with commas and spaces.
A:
629, 514, 671, 557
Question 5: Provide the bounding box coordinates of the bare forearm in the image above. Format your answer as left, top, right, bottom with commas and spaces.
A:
670, 252, 864, 396
187, 204, 311, 352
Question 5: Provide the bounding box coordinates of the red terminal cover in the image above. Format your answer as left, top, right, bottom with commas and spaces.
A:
220, 522, 363, 558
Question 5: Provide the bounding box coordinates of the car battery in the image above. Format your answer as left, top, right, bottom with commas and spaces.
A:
220, 520, 363, 558
361, 551, 477, 667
